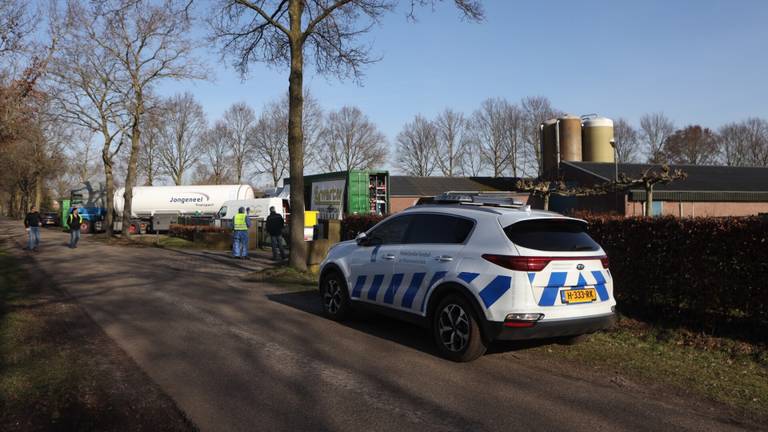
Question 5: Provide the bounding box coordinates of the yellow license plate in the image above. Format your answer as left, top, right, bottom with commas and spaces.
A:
561, 288, 597, 304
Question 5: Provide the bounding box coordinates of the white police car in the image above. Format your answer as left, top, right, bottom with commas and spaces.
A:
318, 193, 616, 362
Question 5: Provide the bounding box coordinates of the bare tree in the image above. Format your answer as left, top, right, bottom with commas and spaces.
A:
157, 92, 206, 185
521, 96, 557, 175
222, 101, 257, 183
88, 0, 206, 237
48, 1, 129, 235
138, 108, 163, 185
613, 118, 640, 163
395, 115, 437, 176
319, 106, 387, 172
460, 137, 486, 176
197, 121, 233, 184
0, 0, 36, 58
252, 99, 289, 187
640, 112, 674, 163
471, 98, 513, 177
434, 108, 466, 176
663, 125, 719, 165
209, 0, 483, 269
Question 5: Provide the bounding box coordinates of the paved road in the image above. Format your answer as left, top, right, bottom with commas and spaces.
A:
0, 220, 758, 432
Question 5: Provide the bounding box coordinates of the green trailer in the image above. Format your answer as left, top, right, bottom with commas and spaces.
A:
286, 170, 389, 219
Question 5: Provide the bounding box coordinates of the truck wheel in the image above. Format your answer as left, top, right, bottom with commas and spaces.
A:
80, 221, 91, 234
432, 294, 487, 362
320, 271, 351, 321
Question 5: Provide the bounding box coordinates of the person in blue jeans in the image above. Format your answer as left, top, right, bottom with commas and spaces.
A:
232, 207, 251, 259
24, 206, 42, 251
265, 206, 287, 261
68, 207, 84, 248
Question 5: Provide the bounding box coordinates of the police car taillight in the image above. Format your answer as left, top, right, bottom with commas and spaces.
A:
504, 313, 544, 328
483, 254, 610, 272
482, 255, 551, 272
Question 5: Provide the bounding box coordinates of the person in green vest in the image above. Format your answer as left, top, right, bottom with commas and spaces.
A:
68, 207, 84, 249
232, 207, 251, 259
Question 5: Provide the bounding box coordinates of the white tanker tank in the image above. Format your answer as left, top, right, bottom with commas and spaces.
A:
113, 184, 255, 218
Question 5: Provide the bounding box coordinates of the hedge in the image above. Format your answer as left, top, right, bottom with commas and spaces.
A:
587, 216, 768, 341
340, 213, 767, 341
169, 224, 230, 241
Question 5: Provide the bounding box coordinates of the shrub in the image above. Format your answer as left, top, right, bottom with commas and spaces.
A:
586, 216, 768, 342
169, 224, 229, 241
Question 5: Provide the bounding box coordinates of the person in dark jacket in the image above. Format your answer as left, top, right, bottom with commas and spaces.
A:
68, 207, 84, 248
24, 206, 43, 251
265, 206, 287, 261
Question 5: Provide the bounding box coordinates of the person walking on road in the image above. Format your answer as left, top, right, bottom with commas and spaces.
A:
232, 207, 251, 259
24, 206, 43, 251
68, 207, 84, 249
266, 206, 287, 261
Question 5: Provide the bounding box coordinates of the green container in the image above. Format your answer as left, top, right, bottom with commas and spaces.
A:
288, 170, 390, 218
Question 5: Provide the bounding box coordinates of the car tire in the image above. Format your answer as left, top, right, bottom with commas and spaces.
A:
432, 294, 487, 362
320, 271, 351, 321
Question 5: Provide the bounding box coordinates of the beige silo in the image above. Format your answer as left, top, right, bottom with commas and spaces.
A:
582, 117, 615, 162
558, 115, 583, 162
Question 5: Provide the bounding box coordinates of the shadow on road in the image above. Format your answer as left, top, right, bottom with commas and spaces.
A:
267, 290, 559, 359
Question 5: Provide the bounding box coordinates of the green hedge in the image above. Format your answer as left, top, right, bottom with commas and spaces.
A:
587, 216, 768, 342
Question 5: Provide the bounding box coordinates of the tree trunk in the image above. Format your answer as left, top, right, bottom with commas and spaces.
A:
287, 0, 307, 271
122, 92, 143, 238
543, 193, 550, 211
645, 184, 653, 217
34, 176, 42, 210
102, 142, 114, 237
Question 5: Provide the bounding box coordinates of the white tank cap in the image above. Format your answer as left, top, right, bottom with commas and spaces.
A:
582, 116, 613, 127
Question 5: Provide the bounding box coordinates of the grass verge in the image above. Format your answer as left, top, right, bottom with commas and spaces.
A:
243, 266, 319, 287
528, 316, 768, 419
0, 244, 195, 431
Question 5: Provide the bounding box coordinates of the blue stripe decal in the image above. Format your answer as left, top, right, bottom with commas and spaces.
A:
351, 275, 366, 298
528, 272, 536, 284
420, 271, 447, 313
401, 273, 426, 309
576, 273, 589, 287
478, 275, 512, 308
591, 271, 610, 301
538, 272, 567, 306
383, 274, 404, 304
367, 274, 385, 301
458, 272, 479, 284
370, 245, 381, 262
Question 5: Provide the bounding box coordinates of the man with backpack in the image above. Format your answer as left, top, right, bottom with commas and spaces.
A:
68, 207, 84, 248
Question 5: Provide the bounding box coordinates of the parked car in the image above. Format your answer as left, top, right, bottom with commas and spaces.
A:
41, 212, 59, 227
318, 193, 616, 362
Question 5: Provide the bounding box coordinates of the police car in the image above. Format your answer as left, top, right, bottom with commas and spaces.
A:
318, 193, 616, 362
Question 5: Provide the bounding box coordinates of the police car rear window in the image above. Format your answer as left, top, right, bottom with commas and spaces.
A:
504, 219, 600, 252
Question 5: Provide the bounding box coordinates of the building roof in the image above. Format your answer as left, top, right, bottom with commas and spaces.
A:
564, 161, 768, 192
390, 176, 523, 197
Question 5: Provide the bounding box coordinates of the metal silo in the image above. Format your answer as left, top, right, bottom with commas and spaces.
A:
540, 119, 558, 176
582, 116, 615, 162
558, 114, 583, 162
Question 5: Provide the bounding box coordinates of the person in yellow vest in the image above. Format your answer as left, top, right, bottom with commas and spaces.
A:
68, 207, 84, 249
232, 207, 251, 259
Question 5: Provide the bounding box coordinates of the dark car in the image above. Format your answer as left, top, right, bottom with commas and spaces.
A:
41, 212, 59, 227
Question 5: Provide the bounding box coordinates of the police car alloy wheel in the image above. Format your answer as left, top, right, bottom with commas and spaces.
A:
433, 295, 487, 362
321, 272, 351, 320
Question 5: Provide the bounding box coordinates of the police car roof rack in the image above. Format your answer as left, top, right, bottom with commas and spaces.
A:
433, 191, 525, 208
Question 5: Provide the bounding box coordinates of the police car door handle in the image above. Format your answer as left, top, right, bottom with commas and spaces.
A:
382, 254, 396, 261
435, 255, 453, 262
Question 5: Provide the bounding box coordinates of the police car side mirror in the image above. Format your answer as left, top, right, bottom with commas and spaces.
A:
355, 232, 368, 245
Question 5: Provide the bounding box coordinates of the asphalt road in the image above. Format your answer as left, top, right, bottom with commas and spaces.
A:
1, 220, 759, 432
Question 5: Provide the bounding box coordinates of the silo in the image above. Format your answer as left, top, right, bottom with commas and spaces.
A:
582, 116, 615, 162
558, 114, 582, 162
540, 119, 558, 175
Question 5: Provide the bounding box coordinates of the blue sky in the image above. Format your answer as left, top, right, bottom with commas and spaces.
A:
159, 0, 768, 146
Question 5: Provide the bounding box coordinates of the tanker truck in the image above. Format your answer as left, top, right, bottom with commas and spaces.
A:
113, 184, 255, 233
